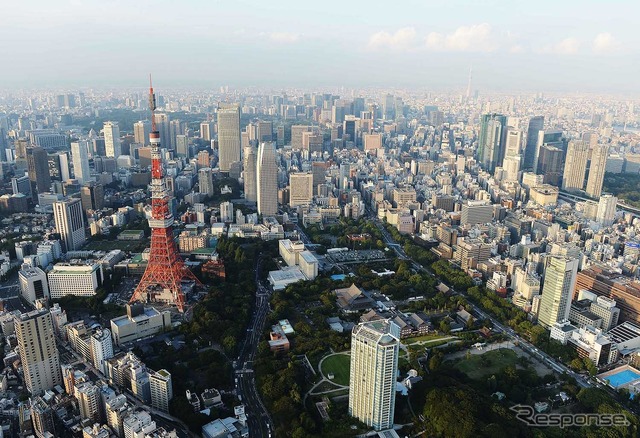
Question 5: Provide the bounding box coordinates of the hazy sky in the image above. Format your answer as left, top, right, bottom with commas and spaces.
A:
1, 0, 638, 92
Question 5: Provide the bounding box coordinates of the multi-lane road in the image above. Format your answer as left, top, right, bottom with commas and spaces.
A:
235, 258, 275, 437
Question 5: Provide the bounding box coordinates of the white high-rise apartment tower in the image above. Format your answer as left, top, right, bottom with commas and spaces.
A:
243, 146, 257, 203
149, 369, 173, 413
217, 105, 241, 172
538, 256, 579, 328
349, 320, 399, 431
71, 141, 91, 184
53, 198, 86, 251
257, 142, 278, 216
103, 121, 120, 157
15, 309, 62, 394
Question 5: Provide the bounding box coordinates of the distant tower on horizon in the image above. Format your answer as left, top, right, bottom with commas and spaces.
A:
466, 66, 472, 101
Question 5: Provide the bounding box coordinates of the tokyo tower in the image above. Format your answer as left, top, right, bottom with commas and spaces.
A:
130, 76, 201, 312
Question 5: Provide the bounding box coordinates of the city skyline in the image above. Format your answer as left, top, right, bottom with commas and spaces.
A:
0, 0, 638, 92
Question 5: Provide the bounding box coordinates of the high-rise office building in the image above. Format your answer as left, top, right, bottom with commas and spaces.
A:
257, 120, 273, 142
536, 145, 564, 186
364, 133, 383, 155
538, 256, 579, 328
562, 140, 589, 192
56, 152, 71, 181
524, 116, 544, 169
153, 113, 171, 151
80, 182, 104, 212
289, 173, 314, 207
243, 146, 257, 203
103, 122, 120, 158
504, 128, 522, 157
198, 167, 214, 197
477, 113, 507, 172
176, 135, 190, 158
586, 144, 609, 199
53, 198, 86, 251
290, 125, 311, 149
169, 119, 185, 150
461, 200, 493, 226
19, 267, 49, 304
27, 147, 51, 195
596, 194, 617, 226
15, 309, 62, 394
217, 105, 241, 172
134, 120, 150, 146
257, 142, 278, 216
200, 121, 214, 142
71, 141, 91, 184
149, 369, 173, 413
349, 320, 399, 431
12, 175, 32, 198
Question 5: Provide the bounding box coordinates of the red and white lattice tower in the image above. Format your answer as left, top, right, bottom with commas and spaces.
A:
130, 76, 201, 312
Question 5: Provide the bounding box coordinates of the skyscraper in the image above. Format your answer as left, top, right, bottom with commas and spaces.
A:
536, 145, 564, 186
169, 119, 185, 150
71, 141, 91, 184
56, 152, 71, 181
243, 146, 257, 203
257, 142, 278, 216
15, 309, 62, 394
200, 121, 214, 142
562, 140, 589, 192
586, 144, 609, 199
176, 135, 190, 158
217, 105, 241, 172
80, 182, 104, 212
524, 116, 544, 169
153, 113, 171, 151
477, 113, 507, 172
53, 198, 86, 251
27, 146, 51, 195
289, 172, 314, 207
538, 256, 579, 328
349, 320, 399, 431
134, 120, 150, 146
103, 121, 120, 158
257, 120, 273, 142
198, 168, 214, 197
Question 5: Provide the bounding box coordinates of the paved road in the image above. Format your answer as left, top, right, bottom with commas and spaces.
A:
235, 257, 275, 437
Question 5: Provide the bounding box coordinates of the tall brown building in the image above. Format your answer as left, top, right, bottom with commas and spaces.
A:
574, 267, 640, 325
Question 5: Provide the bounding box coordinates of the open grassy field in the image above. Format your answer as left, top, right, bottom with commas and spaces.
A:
453, 348, 519, 380
321, 354, 351, 386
